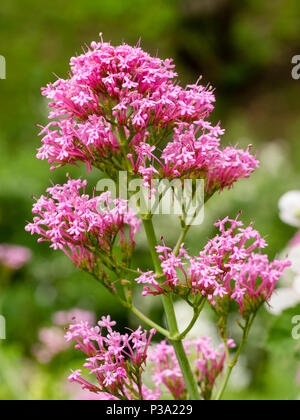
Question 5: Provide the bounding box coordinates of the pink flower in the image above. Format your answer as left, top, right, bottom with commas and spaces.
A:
149, 337, 234, 400
136, 214, 290, 317
135, 270, 165, 296
0, 244, 32, 270
25, 177, 140, 274
130, 123, 259, 196
32, 327, 70, 364
66, 316, 156, 400
53, 308, 96, 326
37, 36, 258, 202
289, 230, 300, 248
98, 315, 116, 330
38, 36, 215, 173
32, 308, 96, 364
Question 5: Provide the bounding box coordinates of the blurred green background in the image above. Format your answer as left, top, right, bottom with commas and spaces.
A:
0, 0, 300, 400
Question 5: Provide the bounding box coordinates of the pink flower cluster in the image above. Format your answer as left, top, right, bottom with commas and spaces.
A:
66, 316, 157, 400
25, 177, 140, 273
129, 123, 259, 195
38, 36, 215, 172
136, 214, 290, 316
0, 244, 32, 270
36, 36, 257, 196
148, 337, 235, 400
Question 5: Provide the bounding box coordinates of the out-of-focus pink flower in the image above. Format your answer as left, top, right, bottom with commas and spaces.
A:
32, 327, 70, 364
149, 337, 235, 400
267, 224, 300, 315
69, 382, 160, 400
71, 386, 118, 400
33, 308, 96, 364
25, 177, 140, 273
289, 230, 300, 248
53, 308, 96, 326
0, 244, 32, 270
65, 316, 157, 400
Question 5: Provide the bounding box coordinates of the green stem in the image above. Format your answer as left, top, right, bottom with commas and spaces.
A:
117, 265, 141, 278
142, 217, 201, 400
130, 305, 171, 339
173, 224, 190, 256
215, 313, 257, 400
142, 216, 163, 273
216, 365, 233, 401
92, 256, 170, 340
114, 292, 171, 339
177, 298, 206, 341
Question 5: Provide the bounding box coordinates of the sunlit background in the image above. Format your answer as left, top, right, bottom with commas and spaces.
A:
0, 0, 300, 400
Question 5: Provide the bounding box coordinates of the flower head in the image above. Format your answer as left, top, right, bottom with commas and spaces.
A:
149, 337, 235, 400
131, 123, 259, 196
66, 316, 156, 400
136, 214, 290, 318
26, 177, 140, 276
38, 36, 215, 173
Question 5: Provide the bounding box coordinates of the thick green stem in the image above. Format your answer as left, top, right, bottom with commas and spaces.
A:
142, 217, 201, 400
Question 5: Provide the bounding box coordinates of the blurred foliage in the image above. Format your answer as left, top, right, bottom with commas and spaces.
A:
0, 0, 300, 400
266, 304, 300, 357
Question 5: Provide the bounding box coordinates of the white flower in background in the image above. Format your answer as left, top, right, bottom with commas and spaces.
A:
229, 356, 251, 391
268, 242, 300, 315
260, 141, 287, 176
268, 287, 300, 315
268, 193, 300, 315
288, 243, 300, 273
279, 191, 300, 227
294, 275, 300, 295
